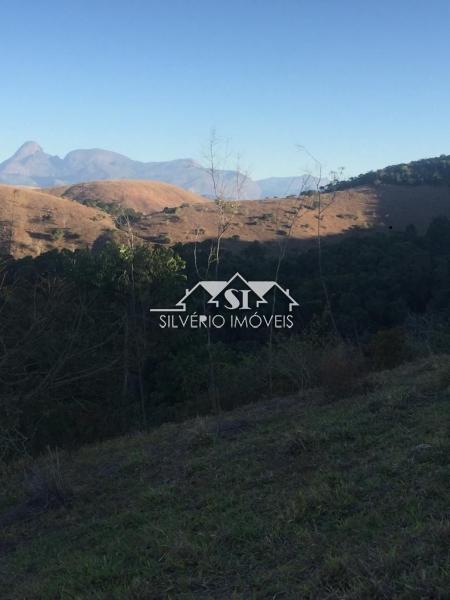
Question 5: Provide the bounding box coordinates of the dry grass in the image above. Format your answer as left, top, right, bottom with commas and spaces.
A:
4, 182, 450, 257
46, 179, 206, 214
0, 185, 116, 257
131, 184, 450, 249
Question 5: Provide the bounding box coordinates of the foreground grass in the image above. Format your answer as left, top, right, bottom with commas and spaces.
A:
1, 357, 450, 599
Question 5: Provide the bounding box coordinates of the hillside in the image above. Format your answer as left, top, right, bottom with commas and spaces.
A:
0, 185, 116, 257
46, 179, 207, 214
1, 356, 450, 598
330, 154, 450, 191
132, 184, 450, 248
2, 182, 450, 258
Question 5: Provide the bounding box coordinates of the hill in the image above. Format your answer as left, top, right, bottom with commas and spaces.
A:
329, 154, 450, 191
0, 185, 116, 257
1, 181, 450, 258
1, 356, 450, 598
0, 141, 323, 198
132, 184, 450, 248
46, 179, 207, 214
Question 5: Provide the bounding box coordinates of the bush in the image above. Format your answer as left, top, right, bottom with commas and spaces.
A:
216, 352, 269, 409
272, 336, 323, 393
24, 448, 73, 510
51, 228, 64, 240
115, 208, 143, 226
319, 344, 365, 399
368, 328, 410, 370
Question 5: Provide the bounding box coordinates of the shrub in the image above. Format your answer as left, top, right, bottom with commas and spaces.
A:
319, 344, 365, 399
215, 351, 269, 410
368, 328, 410, 370
115, 208, 143, 226
151, 234, 171, 244
51, 228, 64, 240
272, 336, 322, 393
24, 448, 73, 510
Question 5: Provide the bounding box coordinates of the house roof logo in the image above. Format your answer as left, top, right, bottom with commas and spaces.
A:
150, 272, 299, 313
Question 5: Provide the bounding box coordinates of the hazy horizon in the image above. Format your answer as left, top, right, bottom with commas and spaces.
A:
1, 0, 450, 179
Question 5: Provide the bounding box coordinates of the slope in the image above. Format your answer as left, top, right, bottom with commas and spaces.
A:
1, 356, 450, 598
330, 153, 450, 190
133, 184, 450, 248
0, 185, 117, 257
46, 179, 207, 214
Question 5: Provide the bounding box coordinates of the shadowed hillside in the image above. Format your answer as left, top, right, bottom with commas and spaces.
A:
132, 184, 450, 248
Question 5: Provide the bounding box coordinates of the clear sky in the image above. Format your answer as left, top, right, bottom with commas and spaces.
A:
1, 0, 449, 179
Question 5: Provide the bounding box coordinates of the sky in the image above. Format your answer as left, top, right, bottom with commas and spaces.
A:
1, 0, 450, 179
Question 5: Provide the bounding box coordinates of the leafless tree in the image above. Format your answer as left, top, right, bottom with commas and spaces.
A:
196, 131, 250, 412
267, 147, 344, 393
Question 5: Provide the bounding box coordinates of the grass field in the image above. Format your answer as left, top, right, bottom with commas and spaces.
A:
1, 356, 450, 598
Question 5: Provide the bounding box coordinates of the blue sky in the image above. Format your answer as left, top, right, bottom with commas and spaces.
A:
1, 0, 449, 179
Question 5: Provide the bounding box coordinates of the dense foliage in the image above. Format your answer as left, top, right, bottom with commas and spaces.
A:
0, 216, 449, 458
326, 154, 450, 190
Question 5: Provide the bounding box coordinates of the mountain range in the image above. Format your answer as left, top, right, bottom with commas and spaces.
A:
0, 142, 323, 199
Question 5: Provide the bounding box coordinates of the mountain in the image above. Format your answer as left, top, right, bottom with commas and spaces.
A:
0, 142, 322, 198
0, 142, 65, 187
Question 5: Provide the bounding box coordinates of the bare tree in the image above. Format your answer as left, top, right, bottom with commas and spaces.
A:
196, 131, 250, 412
267, 147, 344, 394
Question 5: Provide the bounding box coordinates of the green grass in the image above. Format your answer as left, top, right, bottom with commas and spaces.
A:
1, 357, 450, 598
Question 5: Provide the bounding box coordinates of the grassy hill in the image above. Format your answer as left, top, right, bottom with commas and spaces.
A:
0, 185, 116, 257
46, 179, 207, 214
1, 356, 450, 598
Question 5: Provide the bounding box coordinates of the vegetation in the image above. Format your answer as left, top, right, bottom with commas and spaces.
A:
1, 357, 450, 598
0, 207, 449, 597
327, 154, 450, 190
75, 197, 143, 225
50, 227, 64, 240
0, 216, 449, 459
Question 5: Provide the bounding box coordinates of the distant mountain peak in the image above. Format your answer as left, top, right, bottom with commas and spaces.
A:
13, 141, 44, 159
0, 142, 322, 198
